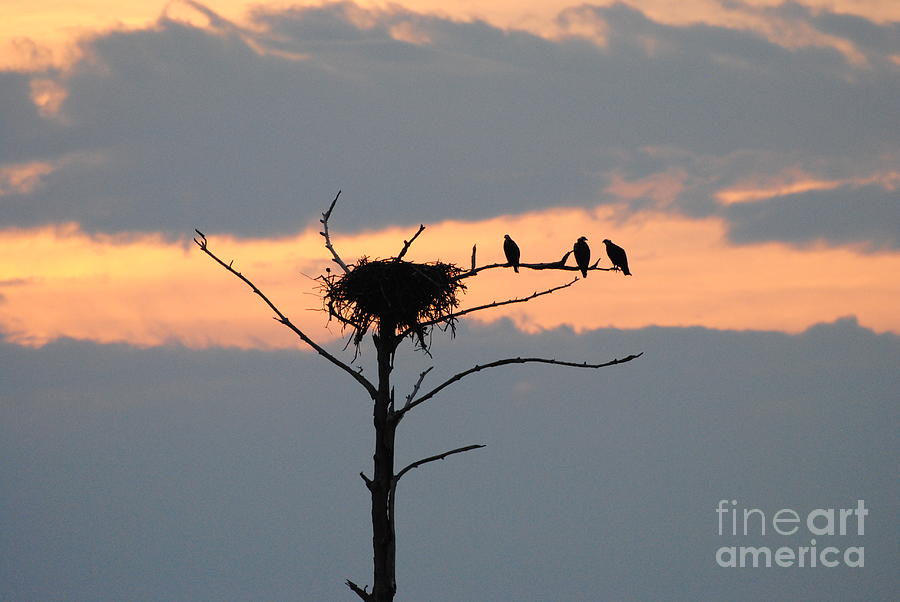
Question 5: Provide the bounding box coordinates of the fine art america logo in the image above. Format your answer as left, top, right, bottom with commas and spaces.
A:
715, 499, 867, 568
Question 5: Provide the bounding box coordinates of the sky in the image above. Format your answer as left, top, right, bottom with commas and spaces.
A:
1, 1, 898, 600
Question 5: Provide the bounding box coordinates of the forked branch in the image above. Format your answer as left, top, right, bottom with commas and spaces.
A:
398, 352, 644, 416
403, 367, 434, 410
320, 191, 352, 274
193, 230, 377, 399
394, 224, 426, 262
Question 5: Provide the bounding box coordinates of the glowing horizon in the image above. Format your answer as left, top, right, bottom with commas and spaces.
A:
2, 205, 898, 350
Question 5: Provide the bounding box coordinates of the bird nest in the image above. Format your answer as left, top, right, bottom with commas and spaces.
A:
322, 257, 466, 350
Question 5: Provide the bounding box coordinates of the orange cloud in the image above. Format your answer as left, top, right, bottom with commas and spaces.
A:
0, 152, 107, 196
2, 207, 899, 350
605, 169, 687, 208
0, 223, 330, 348
0, 160, 56, 195
716, 168, 900, 204
4, 0, 898, 69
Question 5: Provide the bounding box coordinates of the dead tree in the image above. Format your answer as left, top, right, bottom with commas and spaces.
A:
193, 192, 642, 601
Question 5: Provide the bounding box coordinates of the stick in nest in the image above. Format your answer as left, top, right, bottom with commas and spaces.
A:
320, 257, 466, 350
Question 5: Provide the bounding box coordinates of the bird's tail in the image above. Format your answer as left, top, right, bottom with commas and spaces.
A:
514, 266, 519, 273
581, 268, 587, 277
624, 268, 631, 276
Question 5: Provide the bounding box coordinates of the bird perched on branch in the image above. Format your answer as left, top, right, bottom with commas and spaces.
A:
573, 236, 590, 277
503, 234, 521, 273
602, 239, 631, 275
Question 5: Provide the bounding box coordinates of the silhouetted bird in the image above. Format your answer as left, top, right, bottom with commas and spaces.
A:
602, 239, 631, 275
503, 234, 521, 273
573, 236, 590, 277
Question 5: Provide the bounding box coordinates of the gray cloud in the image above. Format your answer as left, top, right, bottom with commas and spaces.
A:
0, 71, 68, 163
0, 2, 897, 247
764, 0, 900, 63
2, 317, 897, 600
725, 183, 900, 249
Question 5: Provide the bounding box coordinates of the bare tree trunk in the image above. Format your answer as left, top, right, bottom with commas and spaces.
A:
371, 320, 397, 601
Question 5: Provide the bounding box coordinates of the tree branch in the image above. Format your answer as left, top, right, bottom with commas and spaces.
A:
395, 444, 486, 482
345, 579, 371, 601
193, 230, 377, 399
402, 367, 434, 410
320, 190, 351, 274
321, 294, 367, 332
397, 352, 644, 416
456, 251, 607, 280
403, 278, 579, 338
394, 224, 426, 262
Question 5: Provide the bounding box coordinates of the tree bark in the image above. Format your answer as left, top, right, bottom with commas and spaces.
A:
371, 319, 397, 601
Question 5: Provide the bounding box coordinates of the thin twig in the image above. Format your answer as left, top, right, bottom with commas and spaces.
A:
470, 244, 476, 271
394, 224, 426, 262
398, 352, 644, 416
193, 230, 377, 399
403, 366, 434, 410
326, 307, 366, 331
319, 290, 367, 331
320, 191, 351, 274
403, 278, 579, 337
395, 444, 486, 482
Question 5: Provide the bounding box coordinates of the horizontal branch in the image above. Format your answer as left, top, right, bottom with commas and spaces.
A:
193, 230, 377, 399
319, 190, 351, 274
395, 444, 486, 482
398, 352, 644, 416
456, 251, 607, 279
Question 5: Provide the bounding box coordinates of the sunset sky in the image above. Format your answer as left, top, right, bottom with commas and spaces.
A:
2, 1, 898, 600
